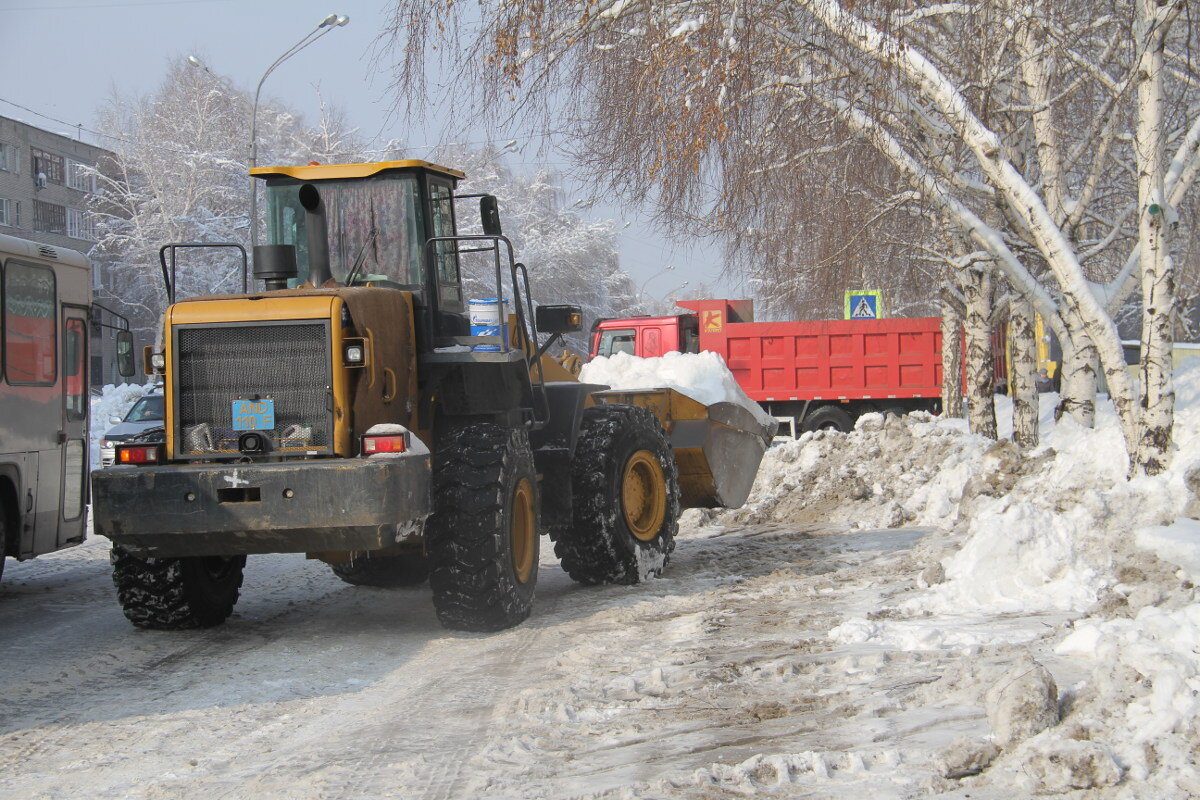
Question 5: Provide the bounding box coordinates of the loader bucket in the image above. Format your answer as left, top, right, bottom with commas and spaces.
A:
591, 389, 777, 509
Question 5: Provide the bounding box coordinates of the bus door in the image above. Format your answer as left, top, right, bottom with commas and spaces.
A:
59, 309, 88, 546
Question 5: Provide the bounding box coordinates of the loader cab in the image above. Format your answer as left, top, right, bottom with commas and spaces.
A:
252, 160, 469, 348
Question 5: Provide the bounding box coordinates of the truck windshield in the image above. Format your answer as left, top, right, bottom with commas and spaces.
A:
597, 328, 637, 357
265, 174, 426, 286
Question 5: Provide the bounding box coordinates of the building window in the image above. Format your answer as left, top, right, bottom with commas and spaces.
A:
4, 261, 57, 386
0, 197, 18, 228
67, 161, 95, 193
31, 147, 64, 186
67, 208, 95, 241
34, 200, 67, 235
0, 142, 18, 173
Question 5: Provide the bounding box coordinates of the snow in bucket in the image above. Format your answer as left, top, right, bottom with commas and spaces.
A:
469, 297, 508, 351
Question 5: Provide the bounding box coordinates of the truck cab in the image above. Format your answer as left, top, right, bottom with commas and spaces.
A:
590, 314, 699, 359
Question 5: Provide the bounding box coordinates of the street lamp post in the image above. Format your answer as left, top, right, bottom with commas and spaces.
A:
638, 264, 675, 296
248, 13, 349, 282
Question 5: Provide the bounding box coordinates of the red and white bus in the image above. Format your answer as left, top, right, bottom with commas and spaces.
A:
0, 232, 131, 580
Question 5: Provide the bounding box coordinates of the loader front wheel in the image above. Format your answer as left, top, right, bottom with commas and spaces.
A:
426, 423, 539, 631
330, 550, 429, 587
111, 545, 245, 629
552, 404, 680, 585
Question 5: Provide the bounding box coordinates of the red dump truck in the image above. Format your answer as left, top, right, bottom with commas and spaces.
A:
590, 299, 944, 434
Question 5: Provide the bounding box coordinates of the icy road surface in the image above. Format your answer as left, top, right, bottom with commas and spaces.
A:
0, 521, 1023, 799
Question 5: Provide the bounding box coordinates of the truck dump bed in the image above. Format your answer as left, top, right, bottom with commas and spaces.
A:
676, 301, 943, 404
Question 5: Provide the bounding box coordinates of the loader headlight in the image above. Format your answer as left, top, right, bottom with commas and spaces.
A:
238, 432, 268, 454
342, 337, 368, 367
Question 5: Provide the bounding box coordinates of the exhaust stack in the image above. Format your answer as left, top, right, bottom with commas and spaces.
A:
297, 183, 334, 286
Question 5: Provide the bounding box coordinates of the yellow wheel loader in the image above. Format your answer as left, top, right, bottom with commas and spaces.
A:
91, 159, 775, 632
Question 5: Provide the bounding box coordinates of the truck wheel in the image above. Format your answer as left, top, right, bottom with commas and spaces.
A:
552, 404, 680, 585
330, 551, 428, 587
802, 405, 854, 433
426, 424, 539, 632
110, 545, 246, 630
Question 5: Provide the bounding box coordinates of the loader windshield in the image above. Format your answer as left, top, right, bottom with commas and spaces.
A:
265, 174, 426, 286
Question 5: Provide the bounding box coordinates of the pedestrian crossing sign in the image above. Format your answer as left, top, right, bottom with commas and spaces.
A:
845, 291, 882, 320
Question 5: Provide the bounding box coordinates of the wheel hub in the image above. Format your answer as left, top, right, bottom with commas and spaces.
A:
511, 478, 535, 583
622, 450, 666, 542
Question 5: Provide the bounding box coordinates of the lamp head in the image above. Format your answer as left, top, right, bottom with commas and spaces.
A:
319, 13, 338, 27
336, 15, 350, 26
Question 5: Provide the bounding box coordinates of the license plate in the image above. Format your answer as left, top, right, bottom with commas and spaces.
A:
232, 398, 275, 430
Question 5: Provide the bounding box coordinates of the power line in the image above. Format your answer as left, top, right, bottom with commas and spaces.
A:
8, 0, 233, 10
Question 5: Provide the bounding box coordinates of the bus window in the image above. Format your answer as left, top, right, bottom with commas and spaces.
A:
5, 261, 57, 385
597, 328, 637, 357
64, 317, 86, 421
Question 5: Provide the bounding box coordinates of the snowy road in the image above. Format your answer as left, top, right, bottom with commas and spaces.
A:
0, 520, 1033, 799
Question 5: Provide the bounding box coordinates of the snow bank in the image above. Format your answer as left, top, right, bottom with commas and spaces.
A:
709, 360, 1200, 793
89, 383, 153, 470
580, 350, 774, 428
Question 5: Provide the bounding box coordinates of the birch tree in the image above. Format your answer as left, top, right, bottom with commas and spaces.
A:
382, 0, 1199, 474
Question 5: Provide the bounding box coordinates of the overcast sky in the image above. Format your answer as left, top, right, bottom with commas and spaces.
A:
0, 0, 738, 302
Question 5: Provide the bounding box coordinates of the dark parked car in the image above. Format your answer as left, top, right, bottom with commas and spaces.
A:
101, 393, 164, 466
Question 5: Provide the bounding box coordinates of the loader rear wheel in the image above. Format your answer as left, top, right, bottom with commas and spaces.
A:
552, 404, 680, 585
111, 545, 245, 630
330, 551, 429, 587
426, 423, 539, 632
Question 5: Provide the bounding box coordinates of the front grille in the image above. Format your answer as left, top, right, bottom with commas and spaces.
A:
175, 322, 331, 456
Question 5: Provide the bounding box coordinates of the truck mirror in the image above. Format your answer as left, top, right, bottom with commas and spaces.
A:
116, 330, 135, 378
481, 195, 503, 236
535, 304, 583, 334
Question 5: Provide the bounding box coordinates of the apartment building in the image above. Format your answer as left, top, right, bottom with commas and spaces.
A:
0, 115, 112, 251
0, 115, 133, 386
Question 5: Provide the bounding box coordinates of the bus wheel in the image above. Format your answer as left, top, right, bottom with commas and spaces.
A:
802, 405, 854, 433
111, 545, 245, 629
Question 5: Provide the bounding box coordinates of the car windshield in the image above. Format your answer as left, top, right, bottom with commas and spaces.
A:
124, 395, 164, 423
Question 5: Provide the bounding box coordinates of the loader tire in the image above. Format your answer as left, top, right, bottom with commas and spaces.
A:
552, 404, 680, 585
426, 424, 539, 632
111, 545, 245, 630
330, 552, 429, 587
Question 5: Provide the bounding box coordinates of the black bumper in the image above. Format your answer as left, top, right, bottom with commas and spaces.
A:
92, 454, 431, 558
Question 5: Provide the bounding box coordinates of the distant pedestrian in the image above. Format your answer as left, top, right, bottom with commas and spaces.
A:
1035, 368, 1054, 393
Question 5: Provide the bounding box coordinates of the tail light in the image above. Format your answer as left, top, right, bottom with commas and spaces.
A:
362, 434, 407, 454
116, 444, 163, 465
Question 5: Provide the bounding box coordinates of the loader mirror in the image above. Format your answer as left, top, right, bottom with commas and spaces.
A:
116, 330, 135, 378
480, 195, 502, 236
535, 304, 583, 334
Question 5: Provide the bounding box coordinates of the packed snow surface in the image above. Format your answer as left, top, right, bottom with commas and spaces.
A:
580, 350, 775, 428
7, 365, 1199, 798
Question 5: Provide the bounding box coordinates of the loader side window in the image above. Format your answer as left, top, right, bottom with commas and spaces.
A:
597, 328, 637, 357
429, 180, 462, 307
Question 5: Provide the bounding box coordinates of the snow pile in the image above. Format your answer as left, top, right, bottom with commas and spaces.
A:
580, 350, 775, 428
89, 383, 153, 469
705, 361, 1200, 794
